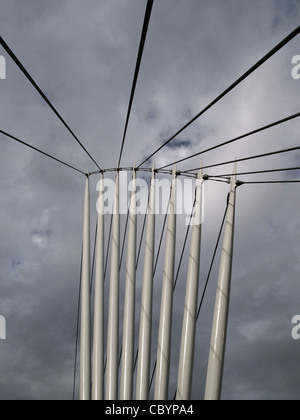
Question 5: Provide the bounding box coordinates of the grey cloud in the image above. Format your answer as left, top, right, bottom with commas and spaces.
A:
0, 0, 299, 400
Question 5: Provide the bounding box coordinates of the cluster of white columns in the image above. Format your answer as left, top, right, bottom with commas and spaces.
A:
78, 165, 238, 401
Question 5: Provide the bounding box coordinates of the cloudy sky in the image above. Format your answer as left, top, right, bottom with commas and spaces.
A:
0, 0, 299, 400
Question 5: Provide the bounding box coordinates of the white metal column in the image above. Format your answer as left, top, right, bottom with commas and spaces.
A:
154, 168, 177, 400
136, 167, 155, 400
120, 170, 137, 400
204, 166, 237, 400
92, 173, 105, 400
176, 170, 203, 400
106, 171, 120, 400
80, 175, 91, 400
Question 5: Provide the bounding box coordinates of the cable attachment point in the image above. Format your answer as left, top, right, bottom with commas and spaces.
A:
236, 179, 244, 187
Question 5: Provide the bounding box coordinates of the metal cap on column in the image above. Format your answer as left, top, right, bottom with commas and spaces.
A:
204, 164, 237, 400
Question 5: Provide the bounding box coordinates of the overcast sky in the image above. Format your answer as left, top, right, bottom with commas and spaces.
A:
0, 0, 299, 400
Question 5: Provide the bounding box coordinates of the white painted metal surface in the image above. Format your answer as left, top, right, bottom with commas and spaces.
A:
92, 173, 105, 400
154, 168, 177, 400
106, 171, 120, 400
120, 170, 137, 400
80, 176, 91, 400
204, 166, 237, 400
136, 167, 156, 400
177, 170, 203, 400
